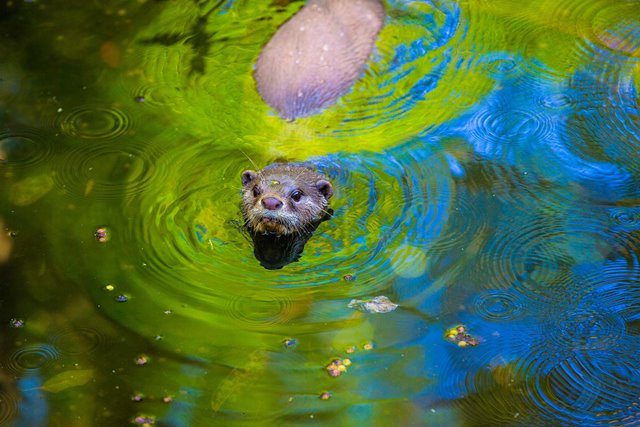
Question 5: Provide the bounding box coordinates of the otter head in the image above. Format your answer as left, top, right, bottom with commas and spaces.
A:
241, 163, 333, 235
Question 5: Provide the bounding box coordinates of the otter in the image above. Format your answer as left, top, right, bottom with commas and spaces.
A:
241, 163, 333, 236
254, 0, 385, 119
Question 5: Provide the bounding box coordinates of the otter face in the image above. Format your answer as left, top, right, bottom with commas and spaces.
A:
241, 164, 333, 235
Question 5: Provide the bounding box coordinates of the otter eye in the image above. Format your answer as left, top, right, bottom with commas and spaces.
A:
291, 190, 303, 202
252, 186, 261, 197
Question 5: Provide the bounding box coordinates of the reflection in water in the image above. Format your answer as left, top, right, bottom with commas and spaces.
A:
250, 229, 317, 270
1, 0, 640, 426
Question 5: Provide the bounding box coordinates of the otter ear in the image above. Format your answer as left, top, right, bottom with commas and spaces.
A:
242, 170, 257, 187
316, 179, 333, 200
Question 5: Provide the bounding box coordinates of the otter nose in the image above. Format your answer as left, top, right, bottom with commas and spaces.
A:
261, 197, 283, 211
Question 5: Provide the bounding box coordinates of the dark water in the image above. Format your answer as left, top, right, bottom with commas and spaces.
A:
1, 0, 640, 426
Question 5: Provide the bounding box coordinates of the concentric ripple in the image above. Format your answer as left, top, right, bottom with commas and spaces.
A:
467, 107, 555, 158
224, 294, 299, 328
609, 207, 640, 231
511, 351, 640, 426
5, 344, 60, 374
478, 215, 572, 297
0, 128, 53, 170
541, 305, 626, 352
52, 142, 159, 200
586, 3, 640, 60
57, 104, 132, 140
472, 289, 525, 322
540, 93, 574, 110
0, 388, 19, 426
49, 327, 109, 355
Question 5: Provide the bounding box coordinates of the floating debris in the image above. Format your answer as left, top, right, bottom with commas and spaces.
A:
363, 342, 374, 351
319, 391, 332, 400
94, 227, 110, 243
345, 345, 356, 354
133, 415, 155, 426
162, 396, 173, 404
343, 274, 355, 282
445, 325, 479, 347
115, 294, 129, 303
282, 338, 298, 349
135, 355, 149, 366
134, 95, 145, 103
103, 284, 115, 291
325, 358, 349, 377
131, 393, 144, 402
348, 296, 398, 313
9, 318, 25, 328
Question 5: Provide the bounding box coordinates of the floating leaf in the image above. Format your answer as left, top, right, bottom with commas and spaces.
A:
348, 296, 399, 313
41, 369, 94, 393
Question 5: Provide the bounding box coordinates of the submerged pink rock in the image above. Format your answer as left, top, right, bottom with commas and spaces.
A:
254, 0, 384, 119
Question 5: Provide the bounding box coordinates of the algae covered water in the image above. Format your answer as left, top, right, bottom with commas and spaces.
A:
1, 0, 640, 426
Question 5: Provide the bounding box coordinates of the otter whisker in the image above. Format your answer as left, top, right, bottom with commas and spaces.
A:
237, 148, 259, 171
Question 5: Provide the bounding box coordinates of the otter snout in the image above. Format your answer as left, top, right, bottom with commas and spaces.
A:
261, 196, 283, 211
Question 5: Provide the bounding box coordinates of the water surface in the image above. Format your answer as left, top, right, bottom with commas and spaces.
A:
1, 0, 639, 426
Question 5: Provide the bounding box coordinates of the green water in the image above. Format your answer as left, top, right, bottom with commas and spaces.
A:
1, 0, 640, 426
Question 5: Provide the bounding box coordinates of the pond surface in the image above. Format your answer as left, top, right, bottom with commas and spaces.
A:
1, 0, 640, 426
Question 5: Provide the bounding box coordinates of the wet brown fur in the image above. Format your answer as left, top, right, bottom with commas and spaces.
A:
241, 163, 333, 235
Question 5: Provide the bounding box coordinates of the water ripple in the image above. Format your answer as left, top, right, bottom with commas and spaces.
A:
467, 106, 555, 160
324, 0, 462, 135
513, 351, 640, 426
57, 104, 132, 140
479, 214, 572, 297
610, 207, 640, 231
541, 305, 626, 352
49, 327, 110, 356
472, 289, 525, 322
52, 142, 160, 200
0, 387, 19, 426
540, 93, 574, 111
583, 3, 640, 61
5, 344, 60, 374
225, 294, 299, 328
0, 128, 53, 170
